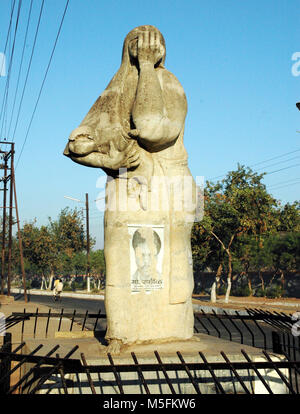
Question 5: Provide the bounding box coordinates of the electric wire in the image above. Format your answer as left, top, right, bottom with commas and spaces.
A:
15, 0, 70, 170
0, 0, 22, 141
11, 0, 45, 143
7, 0, 33, 140
0, 0, 16, 83
208, 148, 300, 181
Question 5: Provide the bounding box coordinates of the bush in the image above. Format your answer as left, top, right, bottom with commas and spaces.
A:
218, 285, 227, 295
255, 287, 266, 297
265, 285, 284, 299
233, 286, 252, 297
31, 279, 40, 289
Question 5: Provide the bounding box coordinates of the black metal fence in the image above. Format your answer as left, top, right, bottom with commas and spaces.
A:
0, 307, 299, 394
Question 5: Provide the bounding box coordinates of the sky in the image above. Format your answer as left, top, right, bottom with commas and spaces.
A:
0, 0, 299, 249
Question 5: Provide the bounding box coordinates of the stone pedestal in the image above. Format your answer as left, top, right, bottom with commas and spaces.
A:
27, 333, 289, 394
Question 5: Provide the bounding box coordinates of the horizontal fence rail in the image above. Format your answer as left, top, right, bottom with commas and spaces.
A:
1, 306, 299, 394
1, 342, 300, 395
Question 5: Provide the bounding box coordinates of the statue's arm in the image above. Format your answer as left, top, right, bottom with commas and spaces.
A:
131, 32, 187, 151
64, 136, 140, 170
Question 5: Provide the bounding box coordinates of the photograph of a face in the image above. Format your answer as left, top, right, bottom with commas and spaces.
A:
128, 225, 164, 293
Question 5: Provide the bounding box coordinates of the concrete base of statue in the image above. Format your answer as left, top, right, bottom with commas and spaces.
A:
23, 333, 289, 394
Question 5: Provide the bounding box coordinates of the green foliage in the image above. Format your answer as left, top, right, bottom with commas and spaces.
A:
265, 284, 284, 299
255, 287, 266, 297
233, 285, 252, 297
191, 164, 300, 299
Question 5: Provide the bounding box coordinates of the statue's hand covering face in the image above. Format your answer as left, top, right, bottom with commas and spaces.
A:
128, 27, 166, 67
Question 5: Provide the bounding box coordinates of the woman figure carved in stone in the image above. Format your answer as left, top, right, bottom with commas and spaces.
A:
64, 25, 196, 354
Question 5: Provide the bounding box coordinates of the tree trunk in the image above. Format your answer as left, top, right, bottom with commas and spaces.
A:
280, 270, 285, 296
41, 275, 45, 290
224, 251, 232, 303
47, 272, 54, 291
211, 263, 222, 303
258, 269, 264, 292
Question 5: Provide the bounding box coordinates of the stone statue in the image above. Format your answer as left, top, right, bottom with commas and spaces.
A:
64, 25, 196, 354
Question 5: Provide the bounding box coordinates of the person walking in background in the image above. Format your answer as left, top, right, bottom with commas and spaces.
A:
53, 278, 63, 301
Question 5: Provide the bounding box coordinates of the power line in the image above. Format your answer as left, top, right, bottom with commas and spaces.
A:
208, 148, 300, 181
15, 0, 70, 170
267, 177, 300, 189
254, 156, 300, 172
0, 0, 22, 140
268, 181, 300, 191
11, 0, 45, 142
0, 0, 16, 82
265, 163, 300, 175
7, 0, 34, 139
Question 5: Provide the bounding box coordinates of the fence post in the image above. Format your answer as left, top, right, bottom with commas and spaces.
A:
272, 331, 283, 354
0, 332, 12, 394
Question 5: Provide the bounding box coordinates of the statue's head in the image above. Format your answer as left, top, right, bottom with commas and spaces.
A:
122, 25, 166, 67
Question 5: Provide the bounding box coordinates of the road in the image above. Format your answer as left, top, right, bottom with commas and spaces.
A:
11, 292, 107, 332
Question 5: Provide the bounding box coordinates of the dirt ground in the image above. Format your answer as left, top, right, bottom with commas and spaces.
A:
192, 294, 300, 314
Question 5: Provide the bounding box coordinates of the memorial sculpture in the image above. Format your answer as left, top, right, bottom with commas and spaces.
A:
64, 25, 197, 354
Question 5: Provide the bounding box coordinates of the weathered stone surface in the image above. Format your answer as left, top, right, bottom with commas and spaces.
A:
64, 25, 196, 352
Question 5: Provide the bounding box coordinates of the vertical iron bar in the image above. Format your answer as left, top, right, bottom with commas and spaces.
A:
292, 336, 299, 394
93, 309, 101, 331
58, 308, 64, 332
272, 331, 283, 354
223, 310, 243, 344
235, 311, 255, 347
198, 351, 226, 394
33, 308, 38, 338
220, 351, 250, 394
195, 314, 210, 335
81, 352, 96, 394
262, 350, 295, 394
176, 352, 201, 394
0, 332, 12, 394
21, 308, 26, 336
201, 310, 221, 338
107, 353, 124, 394
212, 310, 232, 341
45, 308, 51, 337
131, 352, 150, 395
82, 310, 88, 331
247, 310, 267, 350
55, 354, 68, 394
70, 309, 76, 332
154, 351, 176, 394
240, 349, 273, 394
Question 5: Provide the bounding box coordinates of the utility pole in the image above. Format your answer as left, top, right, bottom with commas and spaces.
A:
0, 142, 27, 300
85, 193, 90, 292
13, 178, 27, 302
7, 143, 14, 296
0, 151, 7, 295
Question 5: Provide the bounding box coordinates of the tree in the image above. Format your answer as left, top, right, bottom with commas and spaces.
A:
90, 250, 106, 290
21, 220, 56, 286
193, 165, 279, 302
